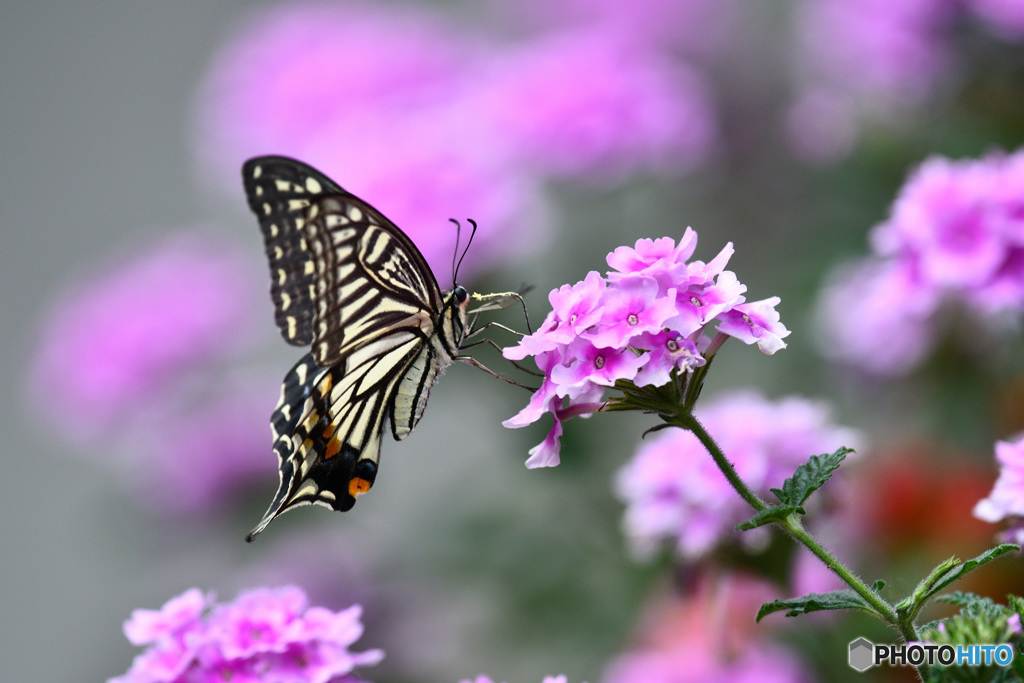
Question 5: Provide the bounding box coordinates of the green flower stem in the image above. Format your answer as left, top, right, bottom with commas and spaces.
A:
673, 412, 768, 513
677, 413, 924, 661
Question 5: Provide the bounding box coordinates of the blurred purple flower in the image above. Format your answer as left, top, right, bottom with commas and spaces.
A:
509, 0, 735, 56
111, 586, 383, 683
795, 0, 953, 108
474, 29, 716, 183
970, 0, 1024, 39
31, 232, 259, 438
816, 149, 1024, 374
602, 573, 811, 683
460, 677, 570, 683
195, 2, 717, 274
503, 232, 788, 466
614, 391, 861, 560
120, 377, 279, 513
974, 434, 1024, 545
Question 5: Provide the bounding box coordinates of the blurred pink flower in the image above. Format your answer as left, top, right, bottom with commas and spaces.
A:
816, 148, 1024, 374
970, 0, 1024, 39
795, 0, 953, 108
614, 391, 861, 560
602, 573, 811, 683
120, 377, 279, 513
195, 2, 717, 274
111, 586, 383, 683
31, 232, 259, 438
508, 0, 736, 57
974, 434, 1024, 544
460, 677, 571, 683
473, 29, 716, 182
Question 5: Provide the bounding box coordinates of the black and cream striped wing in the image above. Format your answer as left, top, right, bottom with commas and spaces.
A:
242, 156, 344, 345
301, 193, 444, 367
246, 337, 426, 541
242, 156, 459, 541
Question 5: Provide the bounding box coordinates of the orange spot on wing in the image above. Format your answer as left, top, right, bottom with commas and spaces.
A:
325, 436, 341, 459
348, 477, 372, 497
322, 422, 336, 440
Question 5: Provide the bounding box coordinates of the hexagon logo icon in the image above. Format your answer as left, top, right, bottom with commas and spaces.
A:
849, 637, 874, 672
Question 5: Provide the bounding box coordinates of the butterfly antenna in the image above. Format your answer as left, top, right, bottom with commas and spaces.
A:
448, 218, 463, 286
454, 218, 477, 283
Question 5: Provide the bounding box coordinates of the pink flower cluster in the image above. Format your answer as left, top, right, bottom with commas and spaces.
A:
194, 2, 716, 277
974, 434, 1024, 545
110, 586, 383, 683
816, 149, 1024, 374
503, 231, 789, 468
614, 391, 860, 560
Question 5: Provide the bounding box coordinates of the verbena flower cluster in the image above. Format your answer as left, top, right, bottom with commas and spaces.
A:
615, 391, 861, 560
816, 148, 1024, 374
503, 231, 789, 467
110, 586, 383, 683
974, 434, 1024, 545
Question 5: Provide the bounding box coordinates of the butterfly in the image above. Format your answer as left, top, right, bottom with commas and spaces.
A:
242, 156, 525, 541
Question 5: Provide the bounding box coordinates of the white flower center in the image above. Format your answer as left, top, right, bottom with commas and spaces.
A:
594, 355, 605, 369
666, 339, 678, 352
627, 313, 639, 326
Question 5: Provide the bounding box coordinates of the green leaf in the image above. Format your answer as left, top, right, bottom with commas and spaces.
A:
756, 589, 878, 622
899, 545, 1019, 621
770, 447, 853, 507
922, 545, 1018, 601
735, 505, 803, 531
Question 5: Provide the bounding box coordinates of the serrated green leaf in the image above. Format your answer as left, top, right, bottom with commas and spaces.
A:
735, 505, 803, 531
901, 545, 1019, 622
756, 589, 877, 622
770, 447, 853, 507
923, 545, 1019, 602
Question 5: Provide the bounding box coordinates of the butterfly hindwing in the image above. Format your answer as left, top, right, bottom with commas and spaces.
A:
242, 156, 345, 346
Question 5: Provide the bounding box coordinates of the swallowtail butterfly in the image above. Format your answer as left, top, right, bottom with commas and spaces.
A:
242, 156, 521, 541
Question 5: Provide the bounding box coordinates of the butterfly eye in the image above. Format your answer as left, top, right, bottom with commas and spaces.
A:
453, 285, 469, 304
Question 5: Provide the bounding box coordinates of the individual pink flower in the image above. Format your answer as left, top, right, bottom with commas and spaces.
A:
586, 277, 678, 348
974, 434, 1024, 545
111, 586, 383, 683
504, 232, 789, 466
30, 231, 260, 438
614, 391, 861, 560
716, 297, 792, 355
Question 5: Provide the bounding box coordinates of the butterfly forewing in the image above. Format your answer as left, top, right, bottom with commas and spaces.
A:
242, 157, 345, 345
242, 155, 471, 541
302, 196, 444, 367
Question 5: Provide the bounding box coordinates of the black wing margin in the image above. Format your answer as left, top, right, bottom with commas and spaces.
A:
242, 156, 344, 346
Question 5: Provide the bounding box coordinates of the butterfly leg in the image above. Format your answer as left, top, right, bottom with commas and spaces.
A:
455, 355, 538, 391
